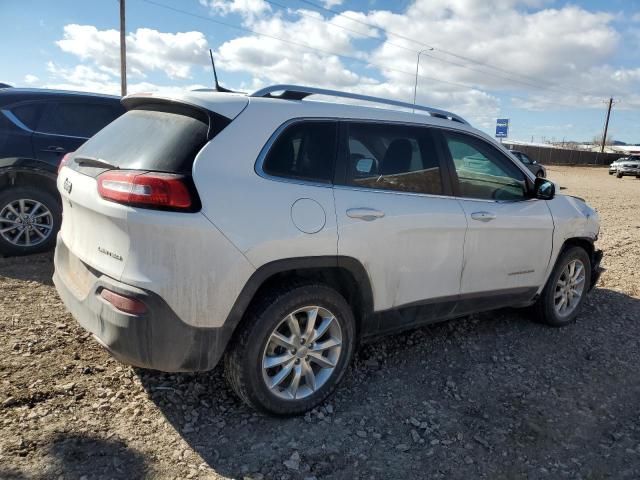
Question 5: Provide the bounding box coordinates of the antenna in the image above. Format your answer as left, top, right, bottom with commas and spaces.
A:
209, 49, 233, 93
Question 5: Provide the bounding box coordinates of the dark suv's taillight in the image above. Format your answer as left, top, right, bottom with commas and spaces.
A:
97, 170, 195, 211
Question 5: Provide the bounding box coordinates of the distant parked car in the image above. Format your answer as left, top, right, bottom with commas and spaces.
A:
609, 158, 624, 175
510, 150, 546, 177
0, 88, 124, 255
615, 156, 640, 179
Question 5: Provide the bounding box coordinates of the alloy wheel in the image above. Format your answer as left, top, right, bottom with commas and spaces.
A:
553, 259, 586, 317
261, 306, 343, 400
0, 198, 54, 247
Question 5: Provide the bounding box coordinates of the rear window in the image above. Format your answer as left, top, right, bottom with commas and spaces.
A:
73, 103, 225, 174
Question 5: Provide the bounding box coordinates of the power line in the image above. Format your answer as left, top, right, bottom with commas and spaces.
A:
140, 0, 485, 91
264, 0, 574, 95
294, 0, 599, 97
138, 0, 603, 110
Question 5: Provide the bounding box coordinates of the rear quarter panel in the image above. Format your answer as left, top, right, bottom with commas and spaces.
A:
192, 102, 339, 268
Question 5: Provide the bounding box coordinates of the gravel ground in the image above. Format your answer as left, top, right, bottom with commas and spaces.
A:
1, 166, 639, 480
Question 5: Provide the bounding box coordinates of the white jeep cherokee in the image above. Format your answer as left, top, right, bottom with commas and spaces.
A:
53, 85, 602, 415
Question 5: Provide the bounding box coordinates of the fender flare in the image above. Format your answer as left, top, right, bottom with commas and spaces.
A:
222, 255, 374, 337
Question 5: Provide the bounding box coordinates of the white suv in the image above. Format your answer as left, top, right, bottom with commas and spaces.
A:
53, 85, 602, 415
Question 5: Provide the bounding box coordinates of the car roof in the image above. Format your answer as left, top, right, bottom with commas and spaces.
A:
125, 87, 488, 140
0, 88, 121, 106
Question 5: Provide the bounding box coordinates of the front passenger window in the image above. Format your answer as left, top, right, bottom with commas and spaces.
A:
444, 132, 527, 201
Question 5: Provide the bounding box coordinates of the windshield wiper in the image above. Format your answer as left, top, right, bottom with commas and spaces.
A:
74, 156, 119, 170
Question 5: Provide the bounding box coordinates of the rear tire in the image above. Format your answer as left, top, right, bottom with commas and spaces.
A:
225, 283, 356, 415
0, 186, 61, 256
533, 246, 591, 327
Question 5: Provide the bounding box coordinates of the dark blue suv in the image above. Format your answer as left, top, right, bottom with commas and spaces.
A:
0, 87, 124, 255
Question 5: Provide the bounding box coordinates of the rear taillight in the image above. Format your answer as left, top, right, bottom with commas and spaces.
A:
100, 288, 147, 315
58, 152, 73, 174
97, 170, 193, 210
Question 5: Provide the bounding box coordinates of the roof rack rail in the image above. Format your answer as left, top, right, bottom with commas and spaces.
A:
250, 84, 469, 125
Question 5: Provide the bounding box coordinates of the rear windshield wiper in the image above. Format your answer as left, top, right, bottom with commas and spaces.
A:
74, 156, 120, 170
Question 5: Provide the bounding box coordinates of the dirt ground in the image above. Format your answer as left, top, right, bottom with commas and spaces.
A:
1, 166, 639, 480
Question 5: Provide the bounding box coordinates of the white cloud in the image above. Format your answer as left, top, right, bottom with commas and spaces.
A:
43, 62, 206, 96
199, 0, 270, 17
41, 0, 640, 125
207, 0, 640, 115
24, 74, 39, 84
56, 24, 208, 80
323, 0, 343, 8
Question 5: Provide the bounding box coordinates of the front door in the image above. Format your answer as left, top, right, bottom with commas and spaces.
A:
439, 129, 553, 302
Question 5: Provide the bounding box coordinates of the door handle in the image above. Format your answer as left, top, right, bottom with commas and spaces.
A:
470, 211, 496, 222
346, 208, 385, 221
42, 146, 66, 153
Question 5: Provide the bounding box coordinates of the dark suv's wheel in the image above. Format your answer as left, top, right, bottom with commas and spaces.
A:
533, 246, 591, 327
225, 283, 356, 415
0, 186, 61, 256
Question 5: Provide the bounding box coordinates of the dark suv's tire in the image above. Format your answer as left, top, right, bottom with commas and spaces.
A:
533, 246, 591, 327
225, 283, 356, 415
0, 186, 61, 256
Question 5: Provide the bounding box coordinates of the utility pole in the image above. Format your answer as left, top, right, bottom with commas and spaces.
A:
119, 0, 127, 97
600, 97, 614, 153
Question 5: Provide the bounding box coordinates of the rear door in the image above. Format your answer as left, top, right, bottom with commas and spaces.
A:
333, 121, 467, 328
33, 101, 122, 167
438, 129, 553, 301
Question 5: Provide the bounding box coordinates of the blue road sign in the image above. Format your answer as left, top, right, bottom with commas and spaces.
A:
495, 118, 509, 138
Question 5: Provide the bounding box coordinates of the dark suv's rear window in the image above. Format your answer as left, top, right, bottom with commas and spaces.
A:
72, 103, 227, 174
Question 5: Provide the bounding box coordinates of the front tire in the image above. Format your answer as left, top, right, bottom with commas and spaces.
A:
0, 186, 61, 256
533, 246, 591, 327
225, 283, 356, 415
616, 172, 623, 178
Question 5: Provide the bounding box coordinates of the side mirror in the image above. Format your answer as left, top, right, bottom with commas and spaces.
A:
534, 177, 555, 200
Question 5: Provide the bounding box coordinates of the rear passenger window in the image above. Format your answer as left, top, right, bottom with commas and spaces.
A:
343, 123, 443, 195
37, 102, 120, 138
263, 121, 337, 182
11, 103, 43, 130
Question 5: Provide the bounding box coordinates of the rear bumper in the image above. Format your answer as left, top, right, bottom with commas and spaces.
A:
53, 237, 228, 372
590, 249, 604, 290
